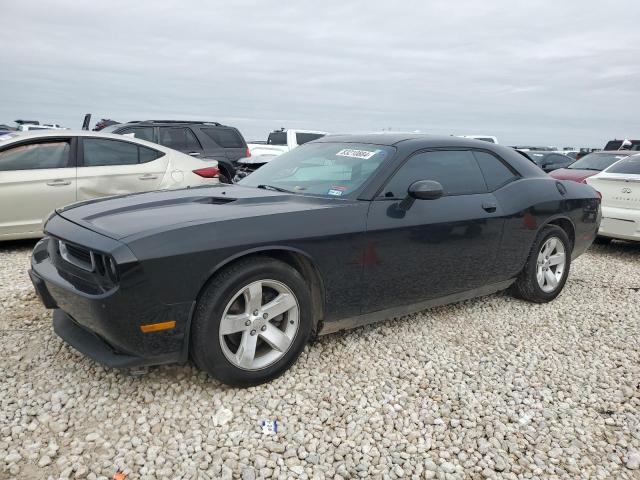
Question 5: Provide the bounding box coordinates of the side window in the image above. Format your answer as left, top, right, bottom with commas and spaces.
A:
382, 150, 487, 198
296, 132, 325, 145
139, 146, 163, 163
473, 151, 518, 190
83, 138, 138, 166
201, 128, 244, 148
0, 141, 70, 171
119, 127, 154, 142
159, 127, 201, 152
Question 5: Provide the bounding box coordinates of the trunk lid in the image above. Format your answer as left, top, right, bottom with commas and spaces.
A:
587, 174, 640, 210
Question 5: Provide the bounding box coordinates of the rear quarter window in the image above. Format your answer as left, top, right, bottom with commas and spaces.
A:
201, 128, 245, 148
473, 151, 518, 190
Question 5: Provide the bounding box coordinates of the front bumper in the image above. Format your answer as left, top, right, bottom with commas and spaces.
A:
30, 220, 194, 368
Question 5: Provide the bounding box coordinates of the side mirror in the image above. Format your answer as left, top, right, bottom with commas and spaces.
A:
399, 180, 444, 210
408, 180, 444, 200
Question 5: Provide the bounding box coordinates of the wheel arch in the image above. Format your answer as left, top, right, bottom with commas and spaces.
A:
190, 246, 326, 337
545, 215, 576, 249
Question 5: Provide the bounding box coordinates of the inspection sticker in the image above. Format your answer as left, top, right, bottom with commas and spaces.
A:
327, 189, 344, 196
336, 148, 377, 160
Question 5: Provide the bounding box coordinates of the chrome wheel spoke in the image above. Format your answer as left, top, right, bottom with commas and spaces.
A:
548, 252, 565, 266
236, 330, 258, 368
245, 282, 263, 313
260, 324, 292, 352
536, 268, 545, 286
220, 313, 250, 335
544, 269, 558, 289
262, 293, 296, 319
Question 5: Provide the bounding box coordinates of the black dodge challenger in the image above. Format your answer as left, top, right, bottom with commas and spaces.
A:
29, 134, 601, 386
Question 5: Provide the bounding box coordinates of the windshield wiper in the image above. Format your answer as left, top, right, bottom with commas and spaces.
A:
256, 184, 295, 194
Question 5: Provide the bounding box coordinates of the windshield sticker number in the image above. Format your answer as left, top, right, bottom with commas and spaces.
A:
328, 189, 344, 196
336, 149, 378, 160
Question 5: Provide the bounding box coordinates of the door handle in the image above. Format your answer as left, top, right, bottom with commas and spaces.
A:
46, 179, 71, 186
138, 174, 158, 180
482, 202, 497, 213
188, 152, 201, 157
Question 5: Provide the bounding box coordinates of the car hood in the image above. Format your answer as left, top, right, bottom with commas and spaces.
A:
55, 185, 351, 241
548, 168, 597, 182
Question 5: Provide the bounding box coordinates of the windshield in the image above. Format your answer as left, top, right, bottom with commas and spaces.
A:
238, 142, 394, 197
607, 155, 640, 175
568, 152, 628, 171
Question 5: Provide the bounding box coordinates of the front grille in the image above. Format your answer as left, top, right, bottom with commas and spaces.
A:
59, 241, 94, 271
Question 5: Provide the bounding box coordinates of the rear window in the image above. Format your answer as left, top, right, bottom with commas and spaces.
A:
201, 128, 245, 148
568, 153, 628, 171
267, 131, 287, 145
296, 132, 325, 145
607, 155, 640, 174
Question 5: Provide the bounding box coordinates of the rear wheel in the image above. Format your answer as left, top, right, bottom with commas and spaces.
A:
511, 225, 571, 303
190, 257, 313, 387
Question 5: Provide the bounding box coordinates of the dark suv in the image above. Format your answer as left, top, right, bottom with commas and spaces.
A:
104, 120, 249, 182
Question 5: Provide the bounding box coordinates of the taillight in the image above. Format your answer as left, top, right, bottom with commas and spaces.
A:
245, 147, 251, 157
192, 167, 219, 178
595, 190, 602, 200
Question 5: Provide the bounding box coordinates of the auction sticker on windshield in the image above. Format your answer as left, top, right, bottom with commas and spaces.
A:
336, 148, 378, 160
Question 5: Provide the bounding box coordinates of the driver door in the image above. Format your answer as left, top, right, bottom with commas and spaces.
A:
363, 149, 507, 313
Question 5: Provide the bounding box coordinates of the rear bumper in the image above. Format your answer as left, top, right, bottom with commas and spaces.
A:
599, 206, 640, 241
29, 225, 195, 368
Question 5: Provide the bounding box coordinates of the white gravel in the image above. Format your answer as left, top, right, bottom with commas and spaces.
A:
1, 239, 639, 479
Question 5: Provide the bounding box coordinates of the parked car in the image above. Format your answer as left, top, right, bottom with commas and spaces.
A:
233, 154, 278, 181
586, 154, 640, 242
248, 128, 327, 157
603, 139, 640, 151
103, 120, 249, 183
17, 122, 68, 132
0, 130, 219, 240
524, 151, 574, 172
29, 134, 600, 386
550, 151, 632, 183
93, 119, 119, 131
459, 135, 499, 144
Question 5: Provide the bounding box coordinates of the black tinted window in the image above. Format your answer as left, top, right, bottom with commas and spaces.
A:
159, 127, 201, 151
383, 150, 486, 198
267, 132, 287, 145
201, 128, 244, 148
607, 155, 640, 174
119, 126, 154, 142
296, 132, 325, 145
139, 146, 163, 163
473, 151, 517, 190
0, 141, 70, 171
83, 138, 138, 166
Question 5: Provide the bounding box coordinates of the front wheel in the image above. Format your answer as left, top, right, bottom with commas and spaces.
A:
511, 225, 571, 303
190, 257, 313, 387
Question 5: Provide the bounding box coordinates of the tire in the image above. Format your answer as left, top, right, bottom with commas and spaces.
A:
511, 225, 571, 303
594, 235, 612, 245
190, 256, 313, 387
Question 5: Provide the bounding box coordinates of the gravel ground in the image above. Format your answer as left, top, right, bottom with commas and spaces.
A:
1, 240, 639, 480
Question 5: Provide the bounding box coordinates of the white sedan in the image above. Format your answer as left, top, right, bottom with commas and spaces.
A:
587, 153, 640, 242
0, 130, 220, 240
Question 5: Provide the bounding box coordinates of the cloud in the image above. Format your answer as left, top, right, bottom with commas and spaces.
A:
1, 0, 639, 147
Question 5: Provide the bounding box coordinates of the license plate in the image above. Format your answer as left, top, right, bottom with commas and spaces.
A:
600, 217, 637, 236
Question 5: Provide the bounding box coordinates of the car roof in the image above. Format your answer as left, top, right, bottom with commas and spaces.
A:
315, 133, 495, 147
117, 120, 228, 127
0, 129, 175, 152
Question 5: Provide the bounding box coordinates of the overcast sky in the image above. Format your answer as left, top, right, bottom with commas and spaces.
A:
1, 1, 639, 147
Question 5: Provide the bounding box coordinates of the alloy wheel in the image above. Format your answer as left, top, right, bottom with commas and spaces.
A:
536, 237, 566, 293
218, 279, 299, 371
